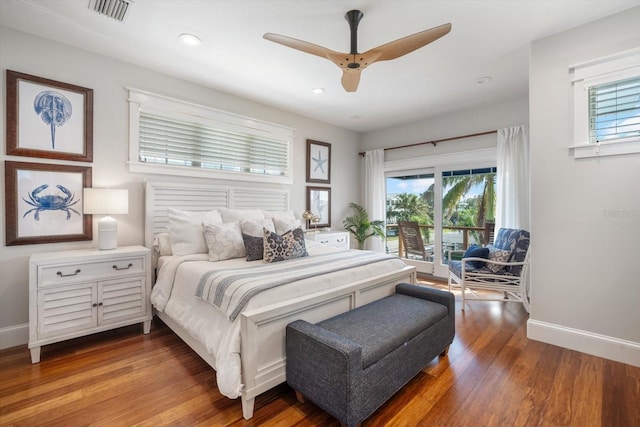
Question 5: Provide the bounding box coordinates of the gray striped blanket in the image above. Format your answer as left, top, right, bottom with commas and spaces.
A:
195, 250, 399, 321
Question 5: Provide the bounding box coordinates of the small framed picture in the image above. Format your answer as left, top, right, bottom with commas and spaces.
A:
306, 139, 331, 184
6, 70, 93, 162
5, 161, 92, 246
307, 186, 331, 228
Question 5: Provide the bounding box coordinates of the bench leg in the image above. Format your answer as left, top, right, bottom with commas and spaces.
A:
440, 345, 450, 357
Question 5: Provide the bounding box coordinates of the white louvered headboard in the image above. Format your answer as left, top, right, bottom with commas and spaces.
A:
144, 181, 290, 252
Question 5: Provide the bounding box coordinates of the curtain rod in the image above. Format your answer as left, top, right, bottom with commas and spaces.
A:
358, 129, 497, 156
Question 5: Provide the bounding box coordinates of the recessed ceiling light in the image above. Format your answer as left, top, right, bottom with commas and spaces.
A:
312, 88, 325, 94
179, 33, 201, 46
475, 76, 492, 85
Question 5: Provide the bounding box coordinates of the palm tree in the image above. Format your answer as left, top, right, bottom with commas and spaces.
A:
343, 203, 386, 250
386, 193, 429, 223
442, 173, 495, 226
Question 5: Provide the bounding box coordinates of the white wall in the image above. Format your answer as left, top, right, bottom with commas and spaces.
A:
360, 96, 529, 161
0, 27, 361, 348
528, 6, 640, 367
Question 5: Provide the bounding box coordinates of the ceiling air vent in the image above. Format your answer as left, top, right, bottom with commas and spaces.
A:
89, 0, 134, 22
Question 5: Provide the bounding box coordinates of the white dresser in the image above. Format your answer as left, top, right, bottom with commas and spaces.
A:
28, 246, 152, 363
308, 230, 351, 249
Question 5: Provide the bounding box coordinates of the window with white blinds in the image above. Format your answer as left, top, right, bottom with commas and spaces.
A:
128, 89, 294, 183
589, 76, 640, 144
570, 47, 640, 158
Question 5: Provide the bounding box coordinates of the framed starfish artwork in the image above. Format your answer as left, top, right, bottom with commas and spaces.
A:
6, 70, 93, 162
306, 139, 331, 184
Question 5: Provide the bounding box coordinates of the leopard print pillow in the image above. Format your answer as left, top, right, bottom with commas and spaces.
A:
263, 227, 308, 263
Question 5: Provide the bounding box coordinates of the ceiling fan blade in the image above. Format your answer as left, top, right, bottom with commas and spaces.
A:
341, 69, 362, 92
364, 23, 451, 62
263, 33, 340, 60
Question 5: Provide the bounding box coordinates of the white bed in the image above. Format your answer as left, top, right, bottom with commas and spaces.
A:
144, 181, 416, 419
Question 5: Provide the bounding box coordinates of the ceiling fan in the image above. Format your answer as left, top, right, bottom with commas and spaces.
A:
263, 10, 451, 92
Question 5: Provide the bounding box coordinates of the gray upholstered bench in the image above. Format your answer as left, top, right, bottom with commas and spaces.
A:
286, 283, 455, 427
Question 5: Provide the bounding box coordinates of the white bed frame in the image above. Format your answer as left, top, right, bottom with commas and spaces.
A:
144, 181, 416, 419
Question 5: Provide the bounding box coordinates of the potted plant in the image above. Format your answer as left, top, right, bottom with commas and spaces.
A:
343, 203, 386, 250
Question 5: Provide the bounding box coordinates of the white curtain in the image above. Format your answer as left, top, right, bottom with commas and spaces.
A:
364, 149, 386, 252
495, 125, 530, 231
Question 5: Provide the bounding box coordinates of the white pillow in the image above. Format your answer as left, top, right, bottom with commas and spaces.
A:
168, 208, 223, 256
203, 222, 246, 261
153, 232, 173, 256
272, 217, 303, 235
263, 210, 296, 222
218, 207, 265, 223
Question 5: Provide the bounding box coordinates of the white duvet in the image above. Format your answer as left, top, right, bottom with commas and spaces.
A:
150, 243, 407, 398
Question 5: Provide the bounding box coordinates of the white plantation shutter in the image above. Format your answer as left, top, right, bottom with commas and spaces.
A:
589, 76, 640, 144
128, 89, 293, 183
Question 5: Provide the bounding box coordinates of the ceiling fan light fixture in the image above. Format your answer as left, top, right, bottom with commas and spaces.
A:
263, 10, 451, 93
312, 88, 325, 94
179, 33, 201, 46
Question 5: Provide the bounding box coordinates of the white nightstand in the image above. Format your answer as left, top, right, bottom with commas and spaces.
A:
308, 230, 350, 249
28, 245, 152, 363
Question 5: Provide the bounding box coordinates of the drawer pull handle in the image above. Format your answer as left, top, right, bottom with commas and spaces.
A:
337, 238, 345, 242
113, 263, 133, 271
57, 269, 81, 277
320, 240, 329, 244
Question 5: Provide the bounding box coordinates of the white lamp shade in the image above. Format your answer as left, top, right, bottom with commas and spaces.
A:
83, 188, 129, 215
83, 188, 128, 250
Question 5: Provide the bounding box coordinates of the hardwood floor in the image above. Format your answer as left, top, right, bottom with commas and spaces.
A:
2, 283, 639, 427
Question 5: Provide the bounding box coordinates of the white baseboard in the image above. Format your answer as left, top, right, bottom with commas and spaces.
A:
0, 323, 28, 350
527, 319, 640, 368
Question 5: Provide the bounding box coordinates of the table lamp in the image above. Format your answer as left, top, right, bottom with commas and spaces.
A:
83, 188, 129, 250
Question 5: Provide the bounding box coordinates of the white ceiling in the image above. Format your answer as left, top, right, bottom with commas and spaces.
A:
2, 0, 639, 133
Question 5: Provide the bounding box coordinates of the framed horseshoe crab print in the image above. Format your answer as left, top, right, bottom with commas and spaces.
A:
6, 70, 93, 162
5, 161, 92, 246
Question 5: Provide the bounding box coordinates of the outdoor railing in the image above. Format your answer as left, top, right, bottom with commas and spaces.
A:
387, 223, 487, 261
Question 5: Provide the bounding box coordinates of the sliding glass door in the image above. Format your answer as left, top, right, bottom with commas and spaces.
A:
386, 171, 435, 274
386, 163, 496, 278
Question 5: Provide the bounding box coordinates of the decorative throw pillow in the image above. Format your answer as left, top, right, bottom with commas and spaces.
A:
168, 208, 223, 256
263, 227, 308, 263
272, 217, 303, 235
487, 245, 512, 273
202, 222, 246, 262
240, 219, 275, 261
463, 244, 489, 268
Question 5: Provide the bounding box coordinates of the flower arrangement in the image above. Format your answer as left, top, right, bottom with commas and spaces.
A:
302, 210, 320, 231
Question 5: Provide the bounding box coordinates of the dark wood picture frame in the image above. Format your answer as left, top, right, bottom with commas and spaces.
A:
306, 139, 331, 184
306, 186, 331, 228
6, 70, 93, 162
5, 161, 92, 246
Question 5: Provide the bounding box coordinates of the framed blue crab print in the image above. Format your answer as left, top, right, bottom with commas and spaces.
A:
5, 161, 92, 246
306, 139, 331, 184
6, 70, 93, 162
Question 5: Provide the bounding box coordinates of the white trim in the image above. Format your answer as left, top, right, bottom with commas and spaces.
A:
570, 48, 640, 158
569, 138, 640, 159
0, 323, 28, 349
570, 46, 640, 82
527, 319, 640, 368
127, 88, 294, 184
